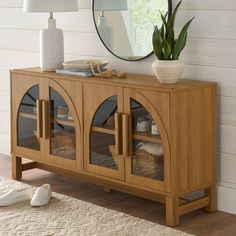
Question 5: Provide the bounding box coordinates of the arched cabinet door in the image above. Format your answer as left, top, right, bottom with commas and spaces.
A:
12, 74, 82, 170
42, 79, 82, 170
12, 74, 43, 160
83, 83, 124, 181
124, 88, 171, 192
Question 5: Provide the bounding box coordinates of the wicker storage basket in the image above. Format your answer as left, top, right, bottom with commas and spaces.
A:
109, 145, 164, 178
51, 133, 75, 159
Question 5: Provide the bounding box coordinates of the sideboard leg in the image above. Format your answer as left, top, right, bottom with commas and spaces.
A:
204, 184, 217, 212
104, 187, 112, 193
12, 155, 22, 180
166, 196, 179, 226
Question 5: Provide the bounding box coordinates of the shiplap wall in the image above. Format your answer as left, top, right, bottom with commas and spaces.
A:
0, 0, 236, 214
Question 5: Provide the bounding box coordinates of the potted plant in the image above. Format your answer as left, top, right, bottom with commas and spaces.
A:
152, 1, 194, 84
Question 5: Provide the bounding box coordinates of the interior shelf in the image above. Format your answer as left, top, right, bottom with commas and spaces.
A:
132, 132, 162, 144
19, 112, 75, 127
92, 126, 115, 135
53, 118, 74, 127
19, 112, 37, 120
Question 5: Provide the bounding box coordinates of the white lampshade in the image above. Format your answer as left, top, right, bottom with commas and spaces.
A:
94, 0, 128, 11
23, 0, 78, 12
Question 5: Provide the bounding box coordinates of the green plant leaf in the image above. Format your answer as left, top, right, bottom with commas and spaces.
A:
160, 12, 168, 38
167, 29, 174, 50
167, 1, 182, 31
160, 12, 169, 38
160, 24, 165, 39
174, 17, 194, 59
163, 39, 172, 60
152, 26, 163, 59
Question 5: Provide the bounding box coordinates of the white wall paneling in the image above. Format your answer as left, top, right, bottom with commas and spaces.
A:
173, 0, 236, 10
0, 112, 10, 134
0, 91, 10, 113
0, 0, 236, 214
0, 133, 10, 155
218, 153, 236, 185
0, 70, 10, 91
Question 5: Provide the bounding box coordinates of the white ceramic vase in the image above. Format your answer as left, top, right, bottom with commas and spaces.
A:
151, 59, 184, 84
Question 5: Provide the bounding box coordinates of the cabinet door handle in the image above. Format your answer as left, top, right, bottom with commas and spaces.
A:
42, 100, 50, 139
122, 114, 130, 157
115, 113, 122, 155
36, 100, 42, 139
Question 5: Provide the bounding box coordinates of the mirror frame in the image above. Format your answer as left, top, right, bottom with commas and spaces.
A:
92, 0, 172, 61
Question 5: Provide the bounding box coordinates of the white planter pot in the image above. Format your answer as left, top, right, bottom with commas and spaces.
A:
151, 60, 184, 84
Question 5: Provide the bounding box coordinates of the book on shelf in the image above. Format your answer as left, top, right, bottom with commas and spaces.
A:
56, 68, 93, 77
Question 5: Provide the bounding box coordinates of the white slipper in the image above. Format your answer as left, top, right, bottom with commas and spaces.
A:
30, 184, 52, 207
0, 187, 31, 207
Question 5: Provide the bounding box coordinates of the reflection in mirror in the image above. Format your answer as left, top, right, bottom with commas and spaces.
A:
93, 0, 170, 61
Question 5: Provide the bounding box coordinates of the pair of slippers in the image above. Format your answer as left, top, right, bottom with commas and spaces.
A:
0, 184, 52, 207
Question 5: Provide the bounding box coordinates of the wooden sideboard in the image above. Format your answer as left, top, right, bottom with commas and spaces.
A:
10, 67, 217, 226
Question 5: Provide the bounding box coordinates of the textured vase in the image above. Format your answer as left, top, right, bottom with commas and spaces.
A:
151, 59, 184, 84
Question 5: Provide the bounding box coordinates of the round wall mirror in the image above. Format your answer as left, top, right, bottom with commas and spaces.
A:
93, 0, 172, 61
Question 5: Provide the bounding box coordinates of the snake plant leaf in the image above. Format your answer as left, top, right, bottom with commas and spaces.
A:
167, 28, 174, 49
173, 17, 194, 59
160, 24, 165, 39
167, 1, 182, 31
160, 12, 168, 38
162, 39, 172, 60
160, 12, 169, 37
153, 26, 163, 59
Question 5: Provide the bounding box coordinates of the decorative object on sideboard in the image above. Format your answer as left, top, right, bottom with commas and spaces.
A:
152, 1, 194, 84
88, 61, 127, 78
63, 60, 109, 70
57, 60, 108, 77
56, 59, 127, 78
23, 0, 78, 72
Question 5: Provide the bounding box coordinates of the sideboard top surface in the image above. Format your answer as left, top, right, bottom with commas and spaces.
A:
11, 67, 217, 93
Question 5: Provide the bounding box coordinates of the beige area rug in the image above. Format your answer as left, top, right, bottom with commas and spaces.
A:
0, 177, 193, 236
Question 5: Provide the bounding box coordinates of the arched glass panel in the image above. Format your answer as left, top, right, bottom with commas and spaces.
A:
131, 99, 164, 180
50, 87, 76, 160
90, 96, 118, 170
17, 85, 40, 150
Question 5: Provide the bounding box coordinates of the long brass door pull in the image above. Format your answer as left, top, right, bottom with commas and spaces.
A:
122, 114, 129, 157
115, 113, 122, 156
42, 100, 50, 139
36, 100, 43, 139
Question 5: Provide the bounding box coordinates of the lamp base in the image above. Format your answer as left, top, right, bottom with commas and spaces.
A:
40, 18, 64, 72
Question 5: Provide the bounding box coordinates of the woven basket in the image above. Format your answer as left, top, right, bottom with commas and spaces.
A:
51, 133, 75, 158
109, 145, 163, 178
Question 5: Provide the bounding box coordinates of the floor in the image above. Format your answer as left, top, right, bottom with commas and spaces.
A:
1, 154, 236, 236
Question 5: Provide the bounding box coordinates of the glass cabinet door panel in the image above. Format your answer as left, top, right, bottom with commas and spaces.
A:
90, 131, 117, 170
50, 87, 76, 160
92, 96, 117, 130
90, 96, 118, 170
131, 99, 164, 181
17, 85, 40, 150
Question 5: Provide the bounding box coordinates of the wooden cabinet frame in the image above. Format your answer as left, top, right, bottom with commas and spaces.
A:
10, 68, 217, 226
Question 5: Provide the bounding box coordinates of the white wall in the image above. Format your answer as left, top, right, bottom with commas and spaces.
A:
0, 0, 236, 214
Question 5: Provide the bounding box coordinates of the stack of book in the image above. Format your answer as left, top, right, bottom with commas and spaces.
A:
56, 68, 93, 77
